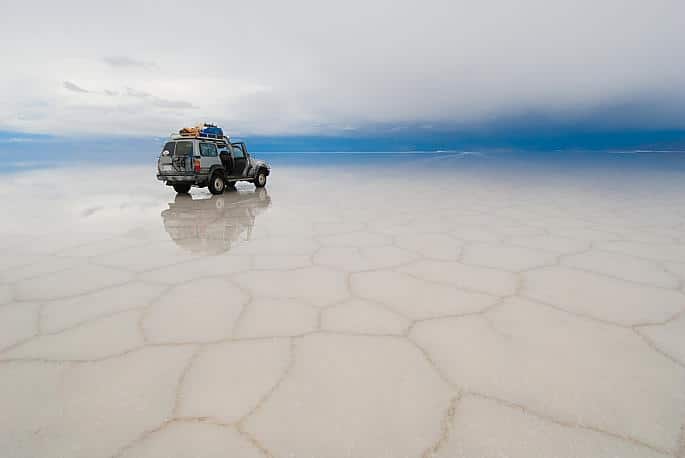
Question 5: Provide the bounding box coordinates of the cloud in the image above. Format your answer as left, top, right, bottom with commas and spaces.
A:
124, 87, 152, 98
61, 82, 193, 111
62, 81, 90, 93
150, 98, 195, 109
2, 0, 684, 136
122, 87, 195, 109
103, 56, 155, 69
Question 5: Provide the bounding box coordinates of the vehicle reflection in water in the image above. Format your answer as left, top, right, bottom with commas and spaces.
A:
161, 189, 271, 255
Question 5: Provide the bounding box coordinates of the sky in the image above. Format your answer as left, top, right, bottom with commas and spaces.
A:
1, 0, 684, 147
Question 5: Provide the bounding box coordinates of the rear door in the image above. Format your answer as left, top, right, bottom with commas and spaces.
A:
161, 140, 194, 172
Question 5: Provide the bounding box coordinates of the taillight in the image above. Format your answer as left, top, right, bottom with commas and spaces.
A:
194, 159, 201, 172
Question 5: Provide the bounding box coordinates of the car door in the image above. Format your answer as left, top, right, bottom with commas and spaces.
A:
230, 144, 248, 177
219, 147, 233, 175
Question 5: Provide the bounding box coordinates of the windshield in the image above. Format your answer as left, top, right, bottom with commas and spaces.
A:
174, 141, 193, 156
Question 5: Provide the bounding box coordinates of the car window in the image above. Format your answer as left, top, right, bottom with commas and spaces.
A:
175, 141, 193, 156
161, 142, 176, 155
232, 146, 245, 159
200, 143, 218, 157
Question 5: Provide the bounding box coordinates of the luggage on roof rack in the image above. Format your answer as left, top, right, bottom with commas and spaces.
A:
178, 123, 225, 139
179, 126, 201, 137
170, 133, 230, 143
200, 124, 224, 139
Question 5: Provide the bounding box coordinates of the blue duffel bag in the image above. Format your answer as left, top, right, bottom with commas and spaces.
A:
201, 125, 224, 138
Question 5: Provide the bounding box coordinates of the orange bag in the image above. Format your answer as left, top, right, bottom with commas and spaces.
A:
179, 126, 201, 137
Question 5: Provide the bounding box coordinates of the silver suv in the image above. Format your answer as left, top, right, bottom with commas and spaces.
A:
156, 137, 270, 194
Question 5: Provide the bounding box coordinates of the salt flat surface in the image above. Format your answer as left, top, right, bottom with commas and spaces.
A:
0, 158, 684, 458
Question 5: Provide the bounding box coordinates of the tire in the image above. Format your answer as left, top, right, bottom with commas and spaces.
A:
208, 172, 225, 195
255, 169, 267, 188
173, 183, 191, 194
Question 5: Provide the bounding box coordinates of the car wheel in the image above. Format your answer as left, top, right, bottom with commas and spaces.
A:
208, 173, 225, 195
255, 169, 267, 188
173, 183, 191, 194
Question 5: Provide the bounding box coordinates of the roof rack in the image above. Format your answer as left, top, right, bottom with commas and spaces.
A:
170, 133, 231, 142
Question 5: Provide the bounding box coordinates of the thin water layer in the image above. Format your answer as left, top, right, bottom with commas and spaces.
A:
0, 153, 684, 458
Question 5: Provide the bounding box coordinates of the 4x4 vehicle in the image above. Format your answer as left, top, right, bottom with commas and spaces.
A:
156, 136, 270, 194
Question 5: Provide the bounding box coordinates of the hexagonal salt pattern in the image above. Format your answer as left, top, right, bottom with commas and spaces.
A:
118, 421, 263, 458
411, 297, 685, 451
243, 334, 454, 458
142, 278, 250, 343
435, 396, 667, 458
522, 266, 683, 325
0, 163, 684, 457
0, 346, 195, 458
177, 339, 292, 423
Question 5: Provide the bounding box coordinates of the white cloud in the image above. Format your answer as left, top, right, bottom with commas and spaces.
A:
1, 0, 684, 136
